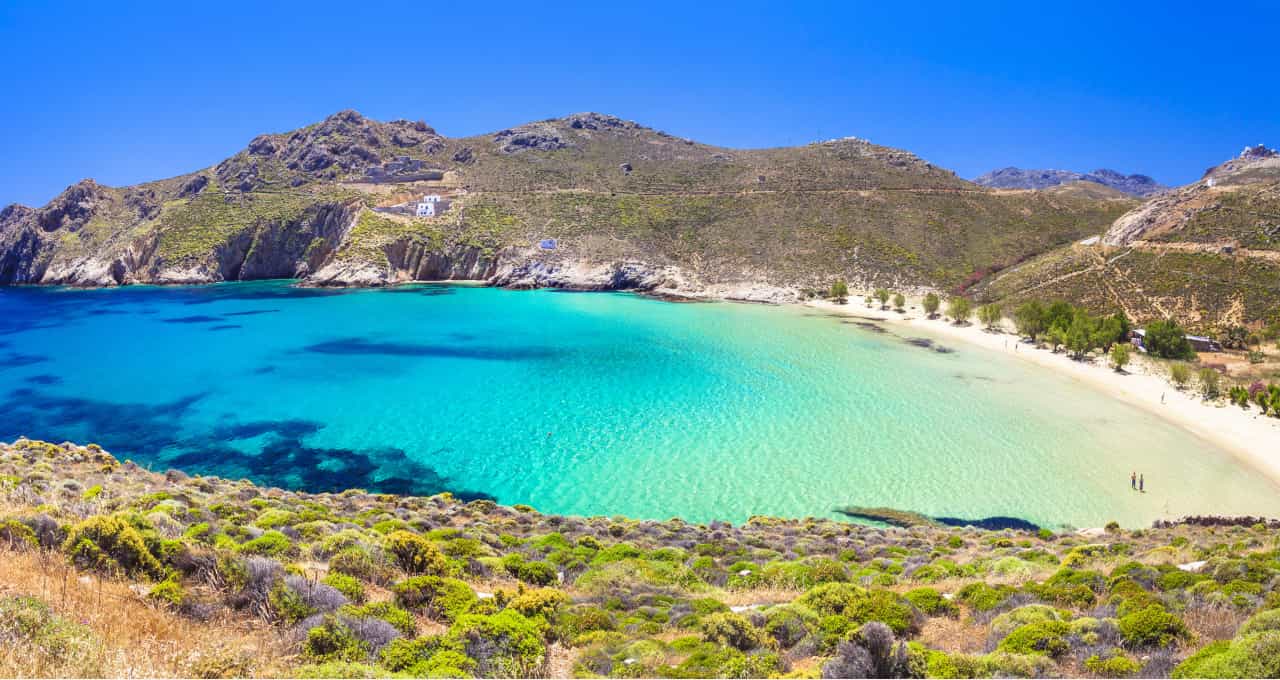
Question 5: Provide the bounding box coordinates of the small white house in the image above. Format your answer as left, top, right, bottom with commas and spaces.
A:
415, 194, 444, 217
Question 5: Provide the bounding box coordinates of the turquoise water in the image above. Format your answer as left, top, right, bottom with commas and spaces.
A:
0, 281, 1276, 528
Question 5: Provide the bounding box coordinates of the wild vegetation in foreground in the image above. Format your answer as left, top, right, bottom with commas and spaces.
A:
2, 440, 1280, 678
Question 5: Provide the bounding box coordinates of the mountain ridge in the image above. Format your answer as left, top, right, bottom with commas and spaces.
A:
973, 166, 1167, 197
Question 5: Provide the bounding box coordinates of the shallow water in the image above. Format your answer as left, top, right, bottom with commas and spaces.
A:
1, 281, 1276, 528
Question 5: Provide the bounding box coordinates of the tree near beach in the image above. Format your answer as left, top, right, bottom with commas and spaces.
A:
892, 293, 905, 311
1144, 320, 1196, 360
1110, 343, 1130, 372
874, 288, 890, 309
947, 297, 972, 325
976, 303, 1003, 330
922, 293, 940, 318
1198, 368, 1221, 400
829, 279, 849, 304
1013, 301, 1047, 341
1169, 362, 1191, 389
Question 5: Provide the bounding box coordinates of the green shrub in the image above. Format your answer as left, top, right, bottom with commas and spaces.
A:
997, 620, 1071, 657
147, 578, 185, 607
329, 547, 393, 584
253, 509, 297, 529
237, 530, 294, 558
0, 519, 38, 550
795, 582, 919, 635
379, 636, 439, 672
62, 515, 163, 578
292, 661, 382, 678
515, 560, 557, 586
303, 616, 367, 663
553, 605, 616, 643
983, 651, 1055, 677
1239, 607, 1280, 636
447, 609, 547, 678
700, 611, 762, 652
955, 582, 1013, 612
762, 604, 817, 649
392, 575, 477, 622
269, 581, 318, 624
1172, 632, 1280, 678
990, 605, 1062, 639
924, 650, 993, 678
1118, 605, 1189, 648
384, 531, 450, 576
322, 572, 367, 604
507, 588, 569, 620
796, 582, 865, 617
904, 587, 954, 616
341, 601, 415, 636
1085, 652, 1142, 677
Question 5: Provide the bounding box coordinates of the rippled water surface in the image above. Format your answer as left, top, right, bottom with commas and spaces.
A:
1, 281, 1276, 527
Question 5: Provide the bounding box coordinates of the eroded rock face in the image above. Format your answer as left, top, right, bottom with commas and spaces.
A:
1240, 144, 1278, 161
492, 123, 573, 154
217, 110, 446, 189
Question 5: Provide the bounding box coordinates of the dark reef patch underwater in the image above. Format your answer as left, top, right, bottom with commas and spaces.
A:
0, 386, 493, 501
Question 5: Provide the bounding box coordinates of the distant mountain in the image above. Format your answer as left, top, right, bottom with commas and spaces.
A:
973, 167, 1167, 197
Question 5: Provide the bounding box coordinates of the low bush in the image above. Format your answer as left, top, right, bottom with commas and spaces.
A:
1118, 605, 1189, 648
392, 575, 477, 622
384, 531, 450, 576
62, 515, 163, 578
448, 609, 547, 678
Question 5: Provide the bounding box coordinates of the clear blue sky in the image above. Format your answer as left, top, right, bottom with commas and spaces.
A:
2, 1, 1276, 207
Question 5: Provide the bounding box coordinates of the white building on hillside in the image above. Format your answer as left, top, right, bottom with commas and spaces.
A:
414, 194, 449, 217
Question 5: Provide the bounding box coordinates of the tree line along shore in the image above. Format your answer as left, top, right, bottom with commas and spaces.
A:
820, 280, 1280, 420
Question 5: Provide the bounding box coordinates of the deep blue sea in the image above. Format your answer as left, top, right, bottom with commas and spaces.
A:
1, 281, 1275, 528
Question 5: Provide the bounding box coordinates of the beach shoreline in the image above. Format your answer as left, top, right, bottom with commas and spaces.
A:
803, 296, 1280, 490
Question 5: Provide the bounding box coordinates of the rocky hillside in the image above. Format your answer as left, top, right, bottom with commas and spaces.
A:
973, 168, 1167, 197
2, 438, 1279, 678
0, 111, 1134, 300
979, 146, 1280, 331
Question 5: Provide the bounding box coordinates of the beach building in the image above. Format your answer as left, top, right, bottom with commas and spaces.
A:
1130, 328, 1223, 353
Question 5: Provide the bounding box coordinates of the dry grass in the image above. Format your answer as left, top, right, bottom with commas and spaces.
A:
917, 615, 990, 654
1183, 603, 1252, 643
0, 548, 291, 678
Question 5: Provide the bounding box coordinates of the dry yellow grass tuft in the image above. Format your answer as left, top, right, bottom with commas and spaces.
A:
0, 547, 291, 678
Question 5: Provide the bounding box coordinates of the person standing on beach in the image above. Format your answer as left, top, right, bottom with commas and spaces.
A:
1139, 474, 1145, 493
1131, 471, 1136, 490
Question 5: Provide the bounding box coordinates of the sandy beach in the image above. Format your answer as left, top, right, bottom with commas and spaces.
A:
805, 296, 1280, 491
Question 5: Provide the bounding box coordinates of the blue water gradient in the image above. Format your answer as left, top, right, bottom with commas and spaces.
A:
1, 281, 1276, 527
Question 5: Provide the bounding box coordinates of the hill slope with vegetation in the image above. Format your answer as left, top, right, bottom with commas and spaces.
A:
0, 111, 1133, 297
979, 146, 1280, 332
2, 439, 1279, 678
